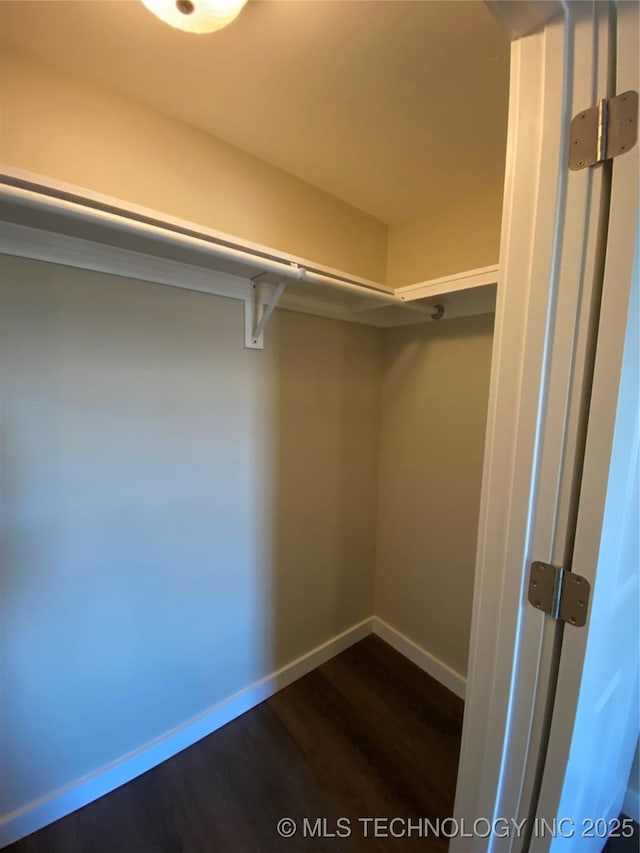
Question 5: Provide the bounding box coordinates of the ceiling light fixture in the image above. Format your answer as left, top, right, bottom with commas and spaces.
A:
140, 0, 248, 34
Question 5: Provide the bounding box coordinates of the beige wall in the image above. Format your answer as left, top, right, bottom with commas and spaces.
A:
0, 49, 387, 282
269, 310, 381, 663
375, 314, 494, 676
386, 192, 504, 286
0, 50, 505, 288
0, 255, 381, 814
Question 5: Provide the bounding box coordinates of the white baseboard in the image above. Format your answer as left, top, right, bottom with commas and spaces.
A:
622, 785, 640, 823
371, 617, 466, 700
0, 617, 373, 849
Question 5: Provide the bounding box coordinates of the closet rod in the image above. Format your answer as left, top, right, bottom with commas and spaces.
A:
0, 183, 413, 310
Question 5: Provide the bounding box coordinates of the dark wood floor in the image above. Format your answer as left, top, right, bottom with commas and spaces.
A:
8, 635, 639, 853
8, 636, 464, 852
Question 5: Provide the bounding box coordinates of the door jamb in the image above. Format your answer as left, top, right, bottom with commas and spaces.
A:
452, 4, 613, 849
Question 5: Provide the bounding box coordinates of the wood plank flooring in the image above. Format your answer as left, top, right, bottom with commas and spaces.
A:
7, 636, 464, 853
7, 634, 638, 852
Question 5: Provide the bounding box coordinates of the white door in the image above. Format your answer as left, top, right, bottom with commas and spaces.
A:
453, 2, 638, 850
531, 3, 640, 848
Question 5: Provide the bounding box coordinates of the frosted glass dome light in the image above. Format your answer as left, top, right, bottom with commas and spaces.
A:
140, 0, 248, 34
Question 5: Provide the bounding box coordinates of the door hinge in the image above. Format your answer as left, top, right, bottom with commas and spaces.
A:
528, 562, 591, 627
569, 90, 638, 170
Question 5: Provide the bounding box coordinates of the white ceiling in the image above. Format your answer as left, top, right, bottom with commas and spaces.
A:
0, 0, 510, 224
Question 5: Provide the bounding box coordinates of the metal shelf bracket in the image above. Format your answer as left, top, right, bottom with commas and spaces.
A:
244, 276, 287, 349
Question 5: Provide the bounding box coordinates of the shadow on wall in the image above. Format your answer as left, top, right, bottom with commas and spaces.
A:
270, 311, 380, 667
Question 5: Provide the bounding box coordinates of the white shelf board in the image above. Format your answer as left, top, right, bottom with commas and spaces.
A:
396, 264, 500, 302
0, 165, 392, 294
0, 167, 500, 329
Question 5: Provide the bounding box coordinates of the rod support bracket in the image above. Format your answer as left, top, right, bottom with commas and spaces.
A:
244, 275, 287, 349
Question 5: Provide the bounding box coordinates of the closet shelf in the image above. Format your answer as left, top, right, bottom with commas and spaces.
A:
0, 168, 498, 342
397, 264, 500, 301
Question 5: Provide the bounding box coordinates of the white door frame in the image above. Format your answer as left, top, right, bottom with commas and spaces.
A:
453, 3, 631, 849
533, 2, 640, 845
